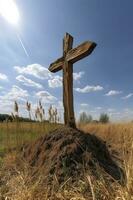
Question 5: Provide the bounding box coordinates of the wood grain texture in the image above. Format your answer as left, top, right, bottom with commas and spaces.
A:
48, 33, 96, 128
66, 41, 96, 63
49, 57, 64, 73
63, 33, 76, 128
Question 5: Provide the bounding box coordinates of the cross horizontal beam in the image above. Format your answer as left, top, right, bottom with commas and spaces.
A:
48, 41, 96, 73
66, 41, 96, 63
49, 57, 64, 73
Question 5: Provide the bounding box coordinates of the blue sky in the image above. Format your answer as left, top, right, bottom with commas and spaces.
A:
0, 0, 133, 121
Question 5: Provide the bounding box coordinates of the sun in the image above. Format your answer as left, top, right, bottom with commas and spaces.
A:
0, 0, 19, 25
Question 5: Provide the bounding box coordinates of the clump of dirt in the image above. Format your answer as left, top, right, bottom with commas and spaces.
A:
22, 127, 125, 185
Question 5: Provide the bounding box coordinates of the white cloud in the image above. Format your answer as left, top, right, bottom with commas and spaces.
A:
48, 75, 62, 88
96, 107, 102, 110
0, 85, 30, 115
80, 103, 88, 107
73, 71, 84, 81
75, 85, 103, 93
36, 91, 57, 103
58, 100, 63, 108
123, 108, 131, 113
0, 73, 8, 81
0, 99, 14, 114
14, 64, 52, 80
89, 110, 97, 113
108, 112, 121, 117
0, 85, 29, 102
16, 75, 43, 89
105, 90, 122, 96
122, 93, 133, 100
107, 108, 115, 112
48, 71, 84, 88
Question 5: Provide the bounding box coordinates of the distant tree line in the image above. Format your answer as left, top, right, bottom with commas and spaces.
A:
79, 112, 109, 124
0, 114, 12, 122
0, 114, 35, 122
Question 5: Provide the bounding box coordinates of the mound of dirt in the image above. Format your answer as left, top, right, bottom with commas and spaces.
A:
22, 127, 125, 184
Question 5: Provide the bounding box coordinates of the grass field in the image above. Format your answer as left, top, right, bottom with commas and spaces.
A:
0, 122, 60, 156
0, 122, 133, 199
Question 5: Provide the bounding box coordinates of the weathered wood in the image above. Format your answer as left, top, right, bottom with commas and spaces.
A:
66, 41, 96, 63
49, 41, 96, 73
63, 33, 75, 128
63, 33, 73, 56
48, 33, 96, 128
49, 57, 64, 73
63, 61, 75, 127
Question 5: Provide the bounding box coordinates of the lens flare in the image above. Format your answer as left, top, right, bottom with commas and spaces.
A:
0, 0, 19, 25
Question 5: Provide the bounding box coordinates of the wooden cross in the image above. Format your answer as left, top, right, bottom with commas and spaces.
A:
48, 33, 96, 128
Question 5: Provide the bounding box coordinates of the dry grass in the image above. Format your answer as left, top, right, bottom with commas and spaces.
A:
79, 122, 133, 157
80, 123, 133, 199
0, 122, 133, 199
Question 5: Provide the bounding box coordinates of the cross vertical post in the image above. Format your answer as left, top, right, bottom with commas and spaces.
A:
63, 33, 76, 128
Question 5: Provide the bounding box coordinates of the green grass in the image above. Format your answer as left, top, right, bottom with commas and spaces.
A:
0, 122, 60, 155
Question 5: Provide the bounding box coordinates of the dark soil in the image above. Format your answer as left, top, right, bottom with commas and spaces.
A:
22, 127, 125, 185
